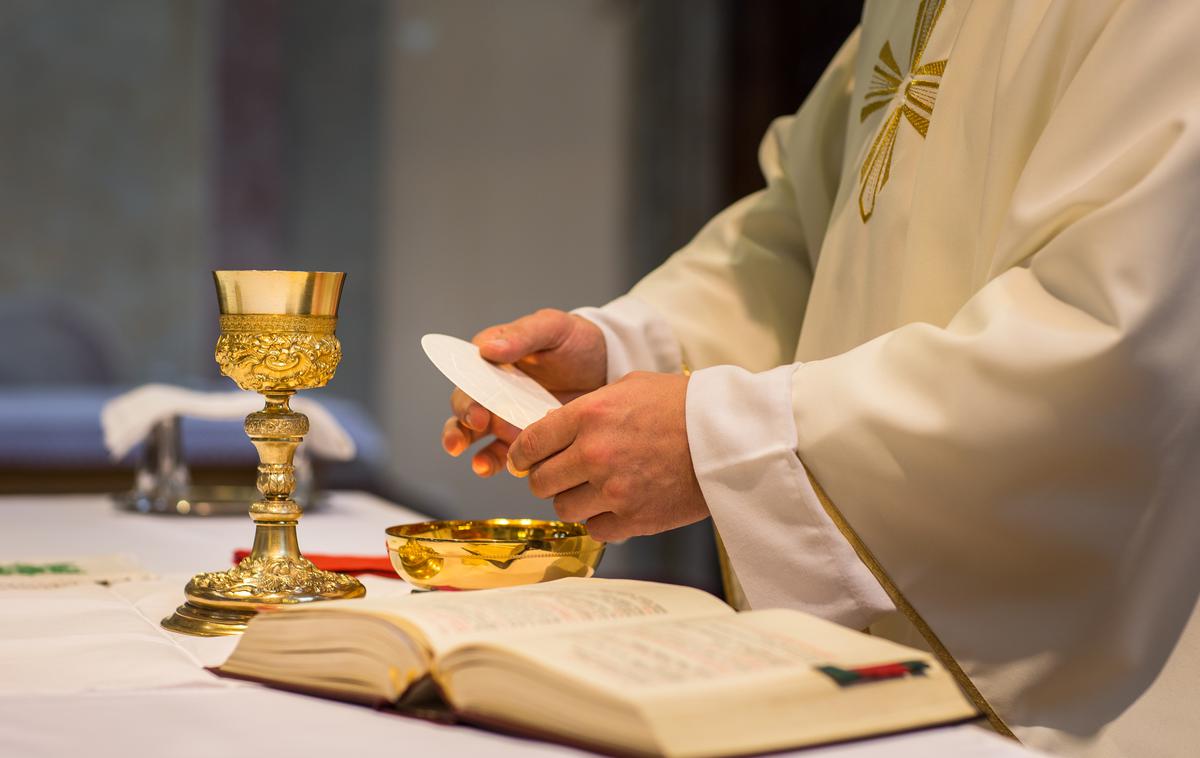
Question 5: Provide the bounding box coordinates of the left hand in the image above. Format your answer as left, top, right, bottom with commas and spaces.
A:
507, 371, 709, 542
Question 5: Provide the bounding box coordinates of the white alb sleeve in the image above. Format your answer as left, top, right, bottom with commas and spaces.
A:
572, 295, 683, 382
688, 364, 894, 628
576, 296, 894, 628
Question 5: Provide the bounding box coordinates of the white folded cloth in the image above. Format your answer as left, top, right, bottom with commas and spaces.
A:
101, 383, 356, 461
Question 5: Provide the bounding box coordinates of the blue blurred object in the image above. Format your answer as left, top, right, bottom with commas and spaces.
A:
0, 387, 385, 468
0, 387, 390, 497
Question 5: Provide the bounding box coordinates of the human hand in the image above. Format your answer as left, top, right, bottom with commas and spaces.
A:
507, 371, 708, 541
441, 309, 607, 477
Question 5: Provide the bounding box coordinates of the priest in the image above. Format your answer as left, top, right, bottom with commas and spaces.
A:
440, 1, 1200, 754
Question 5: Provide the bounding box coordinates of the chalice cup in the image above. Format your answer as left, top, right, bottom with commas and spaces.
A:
162, 270, 365, 637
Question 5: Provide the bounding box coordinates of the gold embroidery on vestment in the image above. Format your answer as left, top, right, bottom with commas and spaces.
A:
858, 0, 948, 222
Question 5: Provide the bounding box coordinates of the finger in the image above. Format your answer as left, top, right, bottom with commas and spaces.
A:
441, 416, 471, 457
506, 456, 529, 478
508, 407, 578, 472
471, 439, 510, 478
490, 415, 521, 445
443, 412, 484, 447
583, 511, 629, 543
473, 309, 573, 364
450, 388, 520, 442
527, 446, 588, 499
450, 388, 491, 432
552, 483, 606, 523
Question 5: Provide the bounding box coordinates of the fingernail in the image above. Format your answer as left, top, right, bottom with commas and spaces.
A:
472, 456, 493, 477
461, 406, 482, 431
506, 457, 529, 478
483, 338, 509, 353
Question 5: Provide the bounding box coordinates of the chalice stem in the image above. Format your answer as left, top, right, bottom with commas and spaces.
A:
246, 392, 306, 563
247, 393, 305, 520
161, 393, 365, 637
249, 523, 301, 560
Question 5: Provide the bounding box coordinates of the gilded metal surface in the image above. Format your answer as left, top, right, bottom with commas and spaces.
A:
213, 270, 344, 316
219, 313, 336, 333
244, 410, 309, 438
162, 270, 363, 637
254, 462, 296, 499
385, 518, 605, 591
214, 321, 341, 393
160, 601, 257, 636
189, 553, 362, 597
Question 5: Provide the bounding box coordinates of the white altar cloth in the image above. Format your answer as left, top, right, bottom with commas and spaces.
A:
0, 492, 1041, 757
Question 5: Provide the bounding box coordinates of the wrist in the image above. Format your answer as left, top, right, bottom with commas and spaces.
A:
572, 295, 684, 383
568, 312, 609, 387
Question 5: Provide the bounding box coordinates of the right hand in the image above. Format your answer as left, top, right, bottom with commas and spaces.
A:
441, 308, 607, 477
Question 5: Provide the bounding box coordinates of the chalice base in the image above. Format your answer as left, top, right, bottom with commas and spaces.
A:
162, 523, 366, 637
161, 561, 366, 636
161, 601, 258, 637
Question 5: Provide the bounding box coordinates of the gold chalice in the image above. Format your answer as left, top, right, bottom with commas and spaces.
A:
162, 271, 365, 637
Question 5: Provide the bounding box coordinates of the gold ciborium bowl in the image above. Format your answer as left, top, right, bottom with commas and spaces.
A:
385, 518, 605, 591
162, 271, 365, 637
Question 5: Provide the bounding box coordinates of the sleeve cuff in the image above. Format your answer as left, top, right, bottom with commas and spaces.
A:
572, 295, 684, 383
686, 363, 894, 628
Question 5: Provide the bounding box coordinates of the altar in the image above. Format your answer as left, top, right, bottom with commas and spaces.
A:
0, 492, 1041, 757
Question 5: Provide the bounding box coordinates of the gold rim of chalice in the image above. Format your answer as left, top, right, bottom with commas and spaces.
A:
385, 518, 606, 591
213, 270, 345, 316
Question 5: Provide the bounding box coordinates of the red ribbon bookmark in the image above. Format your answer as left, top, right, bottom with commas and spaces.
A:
817, 660, 930, 686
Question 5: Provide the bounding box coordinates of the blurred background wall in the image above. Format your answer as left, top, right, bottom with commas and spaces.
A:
0, 0, 213, 385
0, 0, 862, 591
379, 0, 636, 571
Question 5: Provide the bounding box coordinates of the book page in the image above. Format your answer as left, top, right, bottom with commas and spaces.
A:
439, 608, 974, 758
335, 577, 731, 652
553, 612, 838, 687
450, 607, 935, 693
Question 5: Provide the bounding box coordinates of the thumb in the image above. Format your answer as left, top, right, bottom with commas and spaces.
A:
473, 309, 572, 364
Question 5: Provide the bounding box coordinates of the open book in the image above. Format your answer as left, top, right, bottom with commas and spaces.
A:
218, 578, 976, 757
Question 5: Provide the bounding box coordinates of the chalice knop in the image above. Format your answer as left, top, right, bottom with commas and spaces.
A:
162, 271, 365, 636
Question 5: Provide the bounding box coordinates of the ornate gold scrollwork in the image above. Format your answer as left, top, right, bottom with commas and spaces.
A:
244, 411, 309, 438
191, 554, 362, 597
215, 314, 341, 393
255, 463, 296, 499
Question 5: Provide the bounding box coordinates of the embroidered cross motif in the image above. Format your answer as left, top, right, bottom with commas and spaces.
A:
857, 0, 947, 223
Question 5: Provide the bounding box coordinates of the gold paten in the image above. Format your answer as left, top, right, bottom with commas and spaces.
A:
385, 518, 605, 591
162, 271, 365, 637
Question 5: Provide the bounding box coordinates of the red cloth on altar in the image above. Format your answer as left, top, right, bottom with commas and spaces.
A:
232, 550, 397, 578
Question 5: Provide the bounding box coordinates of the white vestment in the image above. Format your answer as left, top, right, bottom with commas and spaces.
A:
578, 0, 1200, 755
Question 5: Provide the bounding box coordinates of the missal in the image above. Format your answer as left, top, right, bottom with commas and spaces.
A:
217, 578, 977, 757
